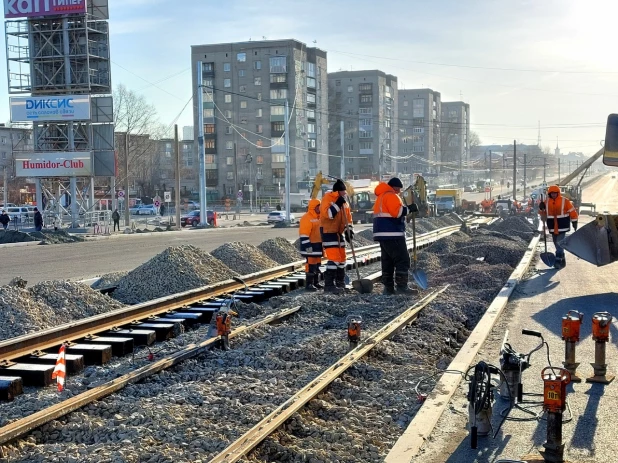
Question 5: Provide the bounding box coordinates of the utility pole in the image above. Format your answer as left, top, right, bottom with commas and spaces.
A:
174, 124, 181, 229
513, 141, 517, 199
523, 153, 527, 197
2, 165, 7, 206
543, 158, 547, 182
340, 121, 345, 179
124, 132, 130, 226
489, 150, 492, 200
197, 61, 207, 227
558, 158, 561, 183
284, 99, 291, 224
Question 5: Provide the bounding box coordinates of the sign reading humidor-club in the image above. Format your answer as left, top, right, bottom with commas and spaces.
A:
4, 0, 86, 18
15, 152, 93, 177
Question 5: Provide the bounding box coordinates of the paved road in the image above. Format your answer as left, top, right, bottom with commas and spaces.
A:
416, 173, 618, 463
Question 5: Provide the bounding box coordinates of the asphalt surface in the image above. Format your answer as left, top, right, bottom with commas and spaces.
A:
417, 173, 618, 463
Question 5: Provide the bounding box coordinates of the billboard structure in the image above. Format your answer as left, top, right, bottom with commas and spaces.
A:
4, 0, 113, 226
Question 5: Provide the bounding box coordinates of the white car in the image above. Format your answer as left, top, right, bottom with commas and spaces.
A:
267, 211, 295, 224
137, 205, 158, 215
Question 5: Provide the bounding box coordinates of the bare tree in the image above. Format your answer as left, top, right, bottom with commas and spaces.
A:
113, 84, 164, 224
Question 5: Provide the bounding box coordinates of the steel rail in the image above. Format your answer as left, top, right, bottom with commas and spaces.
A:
0, 306, 301, 446
0, 223, 472, 364
208, 286, 450, 463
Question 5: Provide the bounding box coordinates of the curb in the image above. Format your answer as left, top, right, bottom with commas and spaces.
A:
385, 233, 541, 463
0, 240, 43, 249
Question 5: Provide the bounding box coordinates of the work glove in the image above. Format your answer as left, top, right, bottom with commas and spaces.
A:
408, 203, 419, 214
335, 196, 346, 208
305, 246, 313, 254
538, 201, 546, 211
344, 229, 354, 243
572, 221, 578, 231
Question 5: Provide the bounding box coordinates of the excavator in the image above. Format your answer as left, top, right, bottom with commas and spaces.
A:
402, 175, 432, 218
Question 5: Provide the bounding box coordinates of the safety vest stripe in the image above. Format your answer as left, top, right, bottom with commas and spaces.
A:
374, 231, 405, 237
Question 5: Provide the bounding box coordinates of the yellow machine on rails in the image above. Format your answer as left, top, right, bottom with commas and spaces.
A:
562, 114, 618, 266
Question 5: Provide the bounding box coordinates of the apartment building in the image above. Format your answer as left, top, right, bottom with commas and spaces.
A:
397, 89, 441, 174
191, 39, 328, 200
327, 70, 398, 180
441, 101, 470, 169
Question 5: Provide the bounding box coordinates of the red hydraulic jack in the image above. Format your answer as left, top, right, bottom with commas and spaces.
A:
561, 310, 583, 383
540, 367, 571, 463
346, 315, 362, 351
586, 311, 614, 384
215, 307, 237, 351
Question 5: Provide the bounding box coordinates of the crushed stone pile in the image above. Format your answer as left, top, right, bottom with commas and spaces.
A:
352, 234, 373, 247
258, 237, 301, 265
91, 272, 128, 290
416, 252, 441, 273
0, 286, 63, 341
29, 281, 124, 319
0, 230, 38, 244
211, 242, 279, 275
357, 228, 374, 242
113, 245, 238, 304
456, 241, 527, 267
487, 216, 536, 240
30, 230, 84, 244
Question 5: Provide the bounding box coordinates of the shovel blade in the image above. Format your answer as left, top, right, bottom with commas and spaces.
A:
352, 279, 374, 294
540, 252, 556, 268
412, 269, 429, 290
344, 274, 351, 285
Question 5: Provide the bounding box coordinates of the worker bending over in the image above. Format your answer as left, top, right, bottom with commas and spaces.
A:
320, 179, 354, 294
299, 198, 323, 292
539, 185, 578, 269
373, 177, 416, 294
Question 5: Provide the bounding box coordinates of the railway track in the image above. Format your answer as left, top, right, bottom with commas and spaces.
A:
0, 219, 486, 449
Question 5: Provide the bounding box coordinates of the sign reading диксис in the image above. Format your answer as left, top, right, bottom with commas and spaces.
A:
4, 0, 86, 18
10, 95, 91, 122
15, 152, 93, 177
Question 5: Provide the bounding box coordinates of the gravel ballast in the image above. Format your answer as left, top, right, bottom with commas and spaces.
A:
113, 245, 238, 304
211, 242, 279, 275
257, 238, 301, 265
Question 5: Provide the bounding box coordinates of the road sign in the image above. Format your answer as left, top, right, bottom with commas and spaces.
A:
118, 190, 125, 198
485, 187, 491, 193
164, 191, 171, 202
237, 190, 243, 199
154, 200, 161, 207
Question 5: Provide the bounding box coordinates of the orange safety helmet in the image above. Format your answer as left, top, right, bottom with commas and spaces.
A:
547, 185, 561, 195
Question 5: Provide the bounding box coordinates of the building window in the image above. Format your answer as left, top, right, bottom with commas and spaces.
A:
241, 117, 247, 124
359, 108, 372, 115
256, 124, 263, 133
359, 131, 372, 138
205, 154, 215, 164
272, 154, 286, 163
224, 79, 231, 88
254, 60, 261, 70
226, 141, 233, 150
347, 144, 354, 151
203, 109, 214, 118
402, 138, 409, 144
403, 119, 408, 125
202, 78, 213, 88
306, 109, 315, 119
270, 74, 287, 83
271, 138, 285, 153
307, 93, 316, 104
403, 111, 408, 116
413, 127, 424, 133
225, 110, 232, 118
224, 63, 230, 72
403, 100, 408, 107
254, 77, 261, 86
307, 123, 316, 133
413, 99, 424, 118
335, 80, 341, 86
272, 121, 285, 132
384, 119, 391, 128
256, 155, 264, 164
347, 85, 353, 92
226, 126, 233, 134
346, 132, 353, 139
360, 142, 372, 149
225, 94, 232, 103
307, 77, 316, 88
270, 89, 288, 99
347, 97, 353, 104
306, 62, 316, 78
227, 172, 234, 180
272, 106, 285, 115
239, 85, 246, 93
359, 83, 372, 91
308, 139, 316, 148
237, 52, 246, 62
270, 56, 287, 73
360, 119, 372, 126
203, 63, 213, 71
205, 139, 215, 149
205, 124, 215, 134
257, 92, 262, 100
413, 118, 424, 125
240, 101, 247, 109
238, 69, 245, 77
360, 94, 372, 103
256, 108, 262, 117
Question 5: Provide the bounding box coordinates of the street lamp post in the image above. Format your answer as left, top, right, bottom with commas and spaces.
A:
246, 153, 253, 213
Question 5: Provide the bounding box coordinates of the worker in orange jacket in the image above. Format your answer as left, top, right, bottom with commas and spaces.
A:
320, 179, 353, 293
373, 178, 416, 294
539, 185, 578, 269
299, 198, 323, 292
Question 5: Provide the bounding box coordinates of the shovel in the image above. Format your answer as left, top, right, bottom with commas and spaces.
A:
342, 208, 373, 293
540, 218, 556, 267
410, 215, 428, 290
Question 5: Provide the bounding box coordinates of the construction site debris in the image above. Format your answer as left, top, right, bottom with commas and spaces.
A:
30, 230, 84, 244
257, 238, 301, 265
113, 245, 238, 304
0, 230, 38, 244
211, 242, 279, 275
91, 272, 128, 290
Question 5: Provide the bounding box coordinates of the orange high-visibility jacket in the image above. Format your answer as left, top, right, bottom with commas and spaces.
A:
540, 185, 578, 234
320, 191, 353, 248
372, 182, 407, 240
299, 199, 323, 257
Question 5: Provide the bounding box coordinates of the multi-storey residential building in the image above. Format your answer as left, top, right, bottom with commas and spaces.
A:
0, 125, 34, 204
441, 101, 470, 170
327, 70, 398, 180
191, 39, 328, 200
182, 126, 194, 142
398, 89, 441, 174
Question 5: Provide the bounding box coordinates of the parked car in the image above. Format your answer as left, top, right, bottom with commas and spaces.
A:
464, 185, 476, 193
267, 211, 295, 224
137, 205, 157, 215
180, 210, 215, 227
129, 205, 141, 215
6, 206, 30, 223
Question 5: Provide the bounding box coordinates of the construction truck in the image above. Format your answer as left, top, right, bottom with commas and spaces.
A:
435, 188, 463, 215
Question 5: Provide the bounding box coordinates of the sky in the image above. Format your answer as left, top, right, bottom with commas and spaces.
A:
1, 0, 616, 156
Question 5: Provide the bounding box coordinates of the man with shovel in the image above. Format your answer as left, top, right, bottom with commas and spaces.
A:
539, 185, 578, 269
373, 178, 417, 295
320, 179, 353, 293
